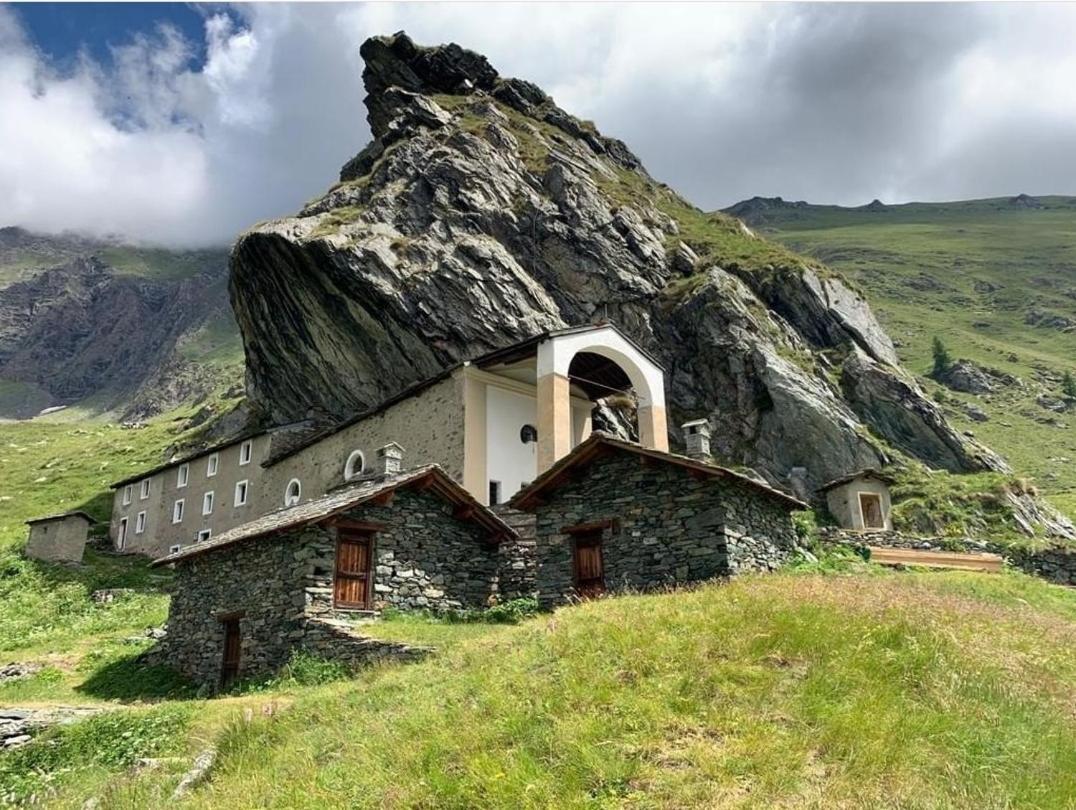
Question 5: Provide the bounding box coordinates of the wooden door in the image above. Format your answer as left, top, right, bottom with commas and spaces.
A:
334, 532, 373, 609
573, 532, 605, 598
859, 493, 885, 529
220, 618, 241, 689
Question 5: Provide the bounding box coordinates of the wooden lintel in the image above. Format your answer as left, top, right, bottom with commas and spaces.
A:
371, 490, 395, 507
562, 518, 618, 535
453, 505, 475, 521
330, 517, 387, 533
688, 467, 710, 480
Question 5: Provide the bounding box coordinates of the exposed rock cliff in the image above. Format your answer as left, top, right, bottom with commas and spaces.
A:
230, 32, 1007, 492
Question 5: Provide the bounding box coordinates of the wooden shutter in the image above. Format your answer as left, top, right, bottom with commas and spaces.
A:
573, 532, 605, 599
220, 618, 241, 688
334, 532, 373, 609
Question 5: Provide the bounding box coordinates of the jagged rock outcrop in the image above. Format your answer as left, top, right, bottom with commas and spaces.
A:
229, 31, 1008, 491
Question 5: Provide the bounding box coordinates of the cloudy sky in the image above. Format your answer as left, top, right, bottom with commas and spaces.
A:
2, 2, 1075, 246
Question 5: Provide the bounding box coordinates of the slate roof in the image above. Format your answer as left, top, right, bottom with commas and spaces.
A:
510, 433, 808, 511
817, 469, 896, 492
25, 510, 95, 526
151, 465, 516, 567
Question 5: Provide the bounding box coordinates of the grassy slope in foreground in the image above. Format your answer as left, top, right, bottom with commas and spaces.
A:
43, 570, 1076, 809
736, 197, 1076, 518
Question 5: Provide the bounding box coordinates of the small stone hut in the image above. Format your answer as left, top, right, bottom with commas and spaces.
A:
151, 464, 514, 688
509, 434, 805, 607
819, 470, 895, 531
24, 511, 94, 563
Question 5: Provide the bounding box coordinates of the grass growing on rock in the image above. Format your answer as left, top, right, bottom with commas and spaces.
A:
50, 570, 1074, 809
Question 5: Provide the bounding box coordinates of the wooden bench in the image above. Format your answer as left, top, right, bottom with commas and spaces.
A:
868, 546, 1004, 573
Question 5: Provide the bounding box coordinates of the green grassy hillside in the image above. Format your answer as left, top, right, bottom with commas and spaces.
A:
0, 569, 1066, 808
726, 196, 1076, 517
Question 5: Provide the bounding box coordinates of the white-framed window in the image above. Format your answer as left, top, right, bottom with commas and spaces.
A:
177, 463, 189, 488
169, 544, 181, 554
284, 479, 301, 507
135, 511, 147, 534
122, 485, 133, 506
117, 517, 128, 551
239, 440, 252, 466
196, 528, 212, 543
234, 480, 249, 507
207, 453, 219, 477
139, 479, 151, 500
344, 450, 365, 481
202, 491, 214, 516
172, 499, 185, 524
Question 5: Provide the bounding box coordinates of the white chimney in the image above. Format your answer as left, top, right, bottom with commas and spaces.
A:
376, 442, 405, 475
681, 419, 711, 461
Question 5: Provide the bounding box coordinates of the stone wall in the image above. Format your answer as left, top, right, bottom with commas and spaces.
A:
155, 488, 499, 687
818, 527, 1076, 586
25, 516, 90, 563
527, 452, 798, 607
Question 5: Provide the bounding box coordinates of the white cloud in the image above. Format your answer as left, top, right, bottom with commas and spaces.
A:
0, 3, 1075, 247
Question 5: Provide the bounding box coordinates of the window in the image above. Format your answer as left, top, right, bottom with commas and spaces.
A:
234, 480, 249, 507
196, 528, 212, 543
284, 479, 301, 507
343, 450, 365, 481
139, 479, 150, 500
117, 518, 128, 551
172, 499, 185, 524
202, 491, 215, 516
520, 424, 538, 444
488, 480, 502, 506
239, 440, 252, 466
122, 485, 133, 506
135, 511, 147, 534
169, 544, 181, 555
177, 463, 189, 488
207, 453, 219, 477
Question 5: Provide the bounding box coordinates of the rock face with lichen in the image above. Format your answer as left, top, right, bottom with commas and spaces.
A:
230, 31, 1008, 493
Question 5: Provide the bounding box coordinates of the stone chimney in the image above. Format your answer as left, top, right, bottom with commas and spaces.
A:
681, 419, 711, 461
376, 442, 405, 476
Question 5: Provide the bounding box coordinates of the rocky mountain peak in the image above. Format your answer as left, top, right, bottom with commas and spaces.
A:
229, 32, 1012, 495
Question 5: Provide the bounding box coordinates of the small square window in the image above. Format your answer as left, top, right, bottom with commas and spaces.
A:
135, 511, 147, 534
196, 529, 212, 543
122, 485, 133, 506
172, 499, 185, 524
177, 463, 189, 488
169, 544, 181, 554
234, 480, 249, 507
139, 479, 150, 500
207, 453, 219, 477
202, 491, 214, 515
239, 440, 252, 466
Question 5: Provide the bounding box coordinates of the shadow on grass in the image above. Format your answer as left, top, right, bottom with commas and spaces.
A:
76, 650, 196, 702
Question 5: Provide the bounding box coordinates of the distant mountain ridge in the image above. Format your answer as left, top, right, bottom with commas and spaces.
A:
0, 227, 242, 420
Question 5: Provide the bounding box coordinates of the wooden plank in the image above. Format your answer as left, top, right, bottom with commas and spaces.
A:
868, 547, 1004, 573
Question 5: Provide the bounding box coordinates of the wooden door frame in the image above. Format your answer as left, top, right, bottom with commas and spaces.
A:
858, 491, 885, 530
333, 530, 375, 610
219, 615, 242, 689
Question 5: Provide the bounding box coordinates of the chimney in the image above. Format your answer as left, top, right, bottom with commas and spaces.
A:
681, 419, 711, 461
376, 442, 405, 476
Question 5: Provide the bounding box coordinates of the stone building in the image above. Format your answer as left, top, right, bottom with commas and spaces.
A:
509, 434, 805, 607
151, 462, 513, 688
110, 323, 667, 559
819, 470, 895, 531
24, 511, 93, 563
